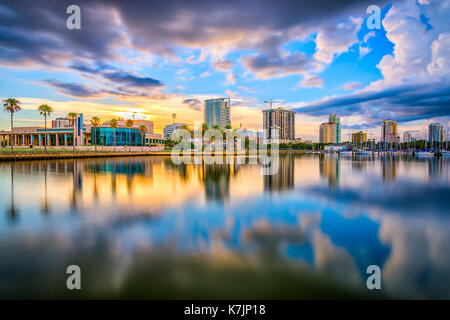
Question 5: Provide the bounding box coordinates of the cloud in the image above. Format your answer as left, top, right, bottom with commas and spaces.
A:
102, 71, 163, 88
237, 85, 254, 94
42, 80, 100, 98
300, 75, 324, 88
242, 51, 309, 79
199, 70, 210, 78
183, 98, 202, 111
42, 78, 167, 99
427, 32, 450, 75
371, 0, 450, 87
225, 89, 241, 98
0, 1, 124, 67
212, 59, 233, 71
226, 72, 236, 84
293, 82, 450, 124
71, 63, 163, 88
363, 31, 376, 43
314, 17, 362, 67
0, 0, 387, 72
341, 81, 363, 91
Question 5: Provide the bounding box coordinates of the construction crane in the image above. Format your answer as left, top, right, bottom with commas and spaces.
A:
264, 99, 273, 110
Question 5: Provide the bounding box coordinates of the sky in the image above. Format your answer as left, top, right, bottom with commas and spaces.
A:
0, 0, 449, 141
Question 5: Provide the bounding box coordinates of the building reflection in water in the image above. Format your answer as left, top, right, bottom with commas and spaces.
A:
381, 156, 398, 183
0, 155, 450, 299
164, 158, 190, 182
428, 157, 444, 180
199, 162, 239, 203
319, 154, 339, 188
263, 154, 295, 192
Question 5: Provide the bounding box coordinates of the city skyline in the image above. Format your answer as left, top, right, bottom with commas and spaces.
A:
0, 0, 449, 142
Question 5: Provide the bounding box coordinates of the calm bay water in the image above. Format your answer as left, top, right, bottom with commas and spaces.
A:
0, 154, 449, 299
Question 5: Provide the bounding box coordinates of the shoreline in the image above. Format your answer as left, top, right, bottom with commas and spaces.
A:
0, 149, 307, 162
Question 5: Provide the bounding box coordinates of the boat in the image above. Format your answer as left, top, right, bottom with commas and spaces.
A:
339, 150, 352, 155
441, 150, 450, 157
415, 150, 434, 157
355, 150, 372, 156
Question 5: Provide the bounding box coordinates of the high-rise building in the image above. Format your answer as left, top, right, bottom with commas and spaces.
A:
163, 123, 185, 140
319, 122, 336, 144
352, 131, 367, 145
329, 114, 341, 143
381, 120, 399, 143
262, 107, 296, 143
403, 131, 414, 143
429, 123, 446, 144
204, 98, 231, 129
319, 114, 341, 144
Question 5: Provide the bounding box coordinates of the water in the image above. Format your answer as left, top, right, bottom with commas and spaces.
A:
0, 154, 449, 299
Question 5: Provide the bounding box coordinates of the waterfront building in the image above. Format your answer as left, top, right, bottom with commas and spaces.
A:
0, 114, 165, 149
91, 126, 144, 146
0, 126, 83, 147
145, 132, 165, 147
52, 117, 71, 128
381, 120, 399, 143
204, 98, 231, 129
352, 131, 367, 145
163, 123, 185, 140
319, 114, 341, 144
429, 123, 446, 144
262, 107, 296, 143
0, 113, 86, 147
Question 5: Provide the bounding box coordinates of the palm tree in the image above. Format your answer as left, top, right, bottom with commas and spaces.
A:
199, 123, 209, 150
2, 98, 21, 153
90, 116, 101, 152
179, 124, 192, 137
139, 125, 148, 151
125, 119, 134, 151
109, 118, 118, 152
68, 112, 77, 153
201, 123, 209, 136
37, 104, 53, 153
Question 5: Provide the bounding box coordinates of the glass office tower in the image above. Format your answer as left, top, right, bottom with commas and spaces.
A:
329, 114, 341, 143
204, 98, 231, 129
429, 123, 445, 144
